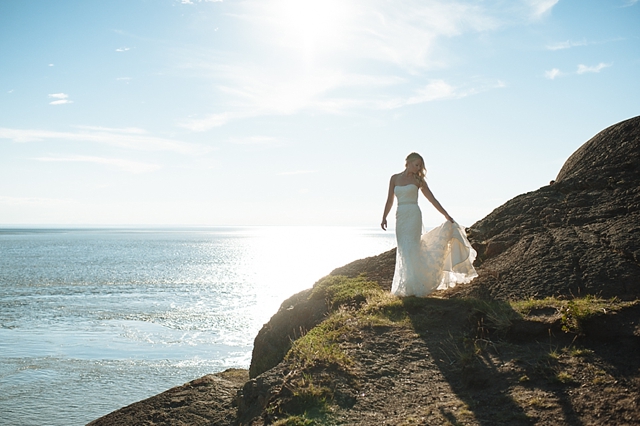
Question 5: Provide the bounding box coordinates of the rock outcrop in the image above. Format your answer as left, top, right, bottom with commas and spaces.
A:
456, 115, 640, 300
87, 369, 248, 426
248, 249, 397, 378
248, 288, 328, 378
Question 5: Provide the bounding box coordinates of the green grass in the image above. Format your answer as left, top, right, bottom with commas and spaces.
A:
359, 291, 411, 326
287, 309, 355, 369
560, 295, 625, 333
510, 295, 638, 333
511, 297, 565, 315
296, 277, 638, 373
554, 371, 575, 384
310, 275, 380, 310
565, 346, 594, 357
272, 416, 314, 426
269, 373, 334, 425
465, 298, 521, 335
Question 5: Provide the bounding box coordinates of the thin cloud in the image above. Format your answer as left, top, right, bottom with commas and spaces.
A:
180, 75, 505, 131
544, 63, 611, 79
577, 63, 612, 74
73, 125, 147, 134
230, 136, 280, 146
379, 79, 505, 109
50, 99, 73, 105
48, 93, 73, 105
0, 127, 206, 154
547, 40, 588, 51
33, 155, 161, 174
621, 0, 638, 7
0, 195, 74, 207
546, 37, 625, 51
529, 0, 559, 18
180, 0, 222, 4
115, 47, 130, 52
406, 80, 457, 105
545, 68, 562, 79
180, 112, 234, 131
277, 170, 316, 176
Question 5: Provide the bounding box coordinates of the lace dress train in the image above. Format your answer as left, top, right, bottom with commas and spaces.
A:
391, 184, 478, 297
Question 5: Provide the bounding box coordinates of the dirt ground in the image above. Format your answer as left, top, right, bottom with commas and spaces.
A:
237, 294, 640, 426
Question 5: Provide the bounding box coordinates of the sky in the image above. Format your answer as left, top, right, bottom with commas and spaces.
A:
0, 0, 638, 227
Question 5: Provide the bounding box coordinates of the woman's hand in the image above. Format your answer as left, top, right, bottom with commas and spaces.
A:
381, 218, 388, 230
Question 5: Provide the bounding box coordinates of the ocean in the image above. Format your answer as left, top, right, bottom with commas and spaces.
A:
0, 226, 396, 426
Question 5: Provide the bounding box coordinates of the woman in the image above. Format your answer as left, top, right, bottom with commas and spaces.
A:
381, 152, 477, 297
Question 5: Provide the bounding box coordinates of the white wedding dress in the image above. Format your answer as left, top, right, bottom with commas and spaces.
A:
391, 184, 478, 297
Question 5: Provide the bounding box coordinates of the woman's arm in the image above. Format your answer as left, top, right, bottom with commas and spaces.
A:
381, 175, 396, 230
420, 180, 454, 223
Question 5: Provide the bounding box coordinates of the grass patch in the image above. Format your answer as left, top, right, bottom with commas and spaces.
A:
548, 347, 560, 360
440, 334, 483, 368
358, 291, 411, 326
565, 346, 593, 357
465, 298, 521, 336
287, 309, 355, 369
511, 297, 564, 315
272, 416, 314, 426
270, 374, 334, 425
310, 275, 380, 310
560, 295, 633, 333
525, 396, 554, 409
511, 295, 638, 334
554, 371, 575, 384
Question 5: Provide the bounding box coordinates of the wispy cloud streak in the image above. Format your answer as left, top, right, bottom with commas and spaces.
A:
277, 170, 316, 176
528, 0, 559, 18
0, 127, 206, 154
545, 68, 562, 79
49, 93, 73, 105
180, 0, 222, 4
33, 155, 160, 174
577, 63, 612, 74
545, 63, 611, 79
547, 40, 588, 51
0, 195, 75, 207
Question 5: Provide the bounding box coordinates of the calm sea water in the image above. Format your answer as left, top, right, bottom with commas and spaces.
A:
0, 226, 395, 426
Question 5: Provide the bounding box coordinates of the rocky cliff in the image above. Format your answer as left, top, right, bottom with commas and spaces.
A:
456, 115, 640, 300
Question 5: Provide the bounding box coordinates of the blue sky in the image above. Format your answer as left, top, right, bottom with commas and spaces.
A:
1, 0, 638, 227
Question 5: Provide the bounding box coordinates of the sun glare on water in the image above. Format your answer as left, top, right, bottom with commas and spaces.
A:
244, 226, 395, 323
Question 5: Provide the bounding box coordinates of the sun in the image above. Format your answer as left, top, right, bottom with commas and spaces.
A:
269, 0, 352, 59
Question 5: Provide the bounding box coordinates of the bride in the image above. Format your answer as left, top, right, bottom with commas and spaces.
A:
381, 152, 477, 297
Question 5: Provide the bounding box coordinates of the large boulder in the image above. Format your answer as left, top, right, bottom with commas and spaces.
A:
459, 115, 640, 300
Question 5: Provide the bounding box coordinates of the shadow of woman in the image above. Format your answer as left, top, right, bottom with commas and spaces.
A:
399, 296, 536, 425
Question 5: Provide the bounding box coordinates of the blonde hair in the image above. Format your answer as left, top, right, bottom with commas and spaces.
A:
405, 152, 426, 187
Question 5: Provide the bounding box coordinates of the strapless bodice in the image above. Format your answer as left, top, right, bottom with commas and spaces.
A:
394, 184, 418, 205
